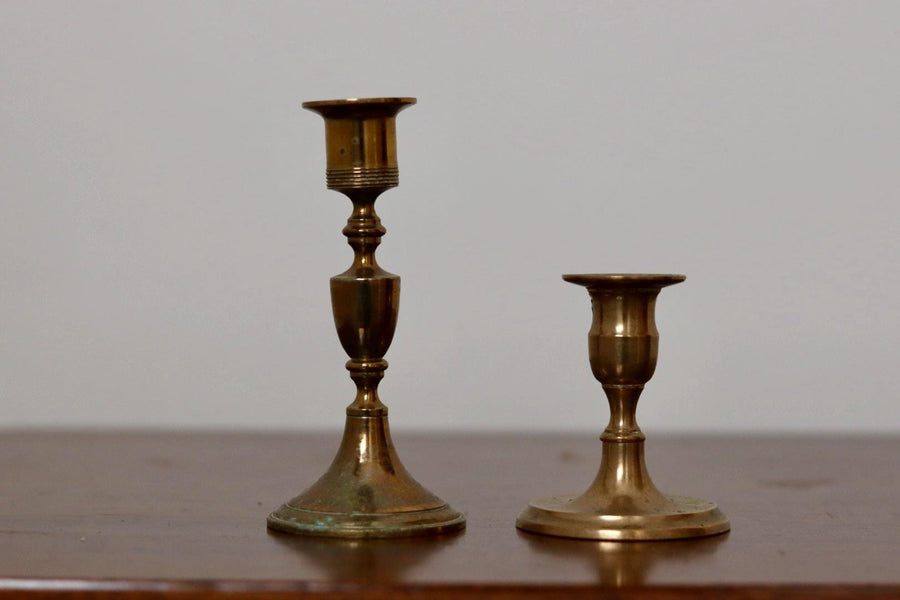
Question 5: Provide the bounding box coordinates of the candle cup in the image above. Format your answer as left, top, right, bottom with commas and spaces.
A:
267, 98, 464, 538
516, 274, 729, 540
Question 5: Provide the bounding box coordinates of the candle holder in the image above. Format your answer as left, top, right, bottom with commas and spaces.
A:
517, 274, 729, 540
267, 98, 465, 538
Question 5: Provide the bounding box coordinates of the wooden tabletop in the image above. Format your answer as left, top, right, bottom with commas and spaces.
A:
1, 431, 898, 599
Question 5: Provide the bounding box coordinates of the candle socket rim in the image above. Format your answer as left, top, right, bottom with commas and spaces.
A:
302, 97, 417, 118
563, 273, 686, 290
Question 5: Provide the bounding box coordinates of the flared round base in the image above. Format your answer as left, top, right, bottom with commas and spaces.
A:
516, 494, 730, 541
267, 503, 466, 539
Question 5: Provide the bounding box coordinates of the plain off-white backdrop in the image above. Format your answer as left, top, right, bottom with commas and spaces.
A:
1, 2, 898, 433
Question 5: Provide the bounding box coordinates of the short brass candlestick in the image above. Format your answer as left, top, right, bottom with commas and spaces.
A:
267, 97, 464, 538
517, 274, 729, 540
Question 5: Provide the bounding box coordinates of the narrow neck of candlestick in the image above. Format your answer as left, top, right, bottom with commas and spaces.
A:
342, 192, 387, 271
346, 359, 388, 417
601, 384, 645, 442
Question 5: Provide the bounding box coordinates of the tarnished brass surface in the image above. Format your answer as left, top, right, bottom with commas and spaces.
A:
267, 98, 464, 538
517, 274, 730, 541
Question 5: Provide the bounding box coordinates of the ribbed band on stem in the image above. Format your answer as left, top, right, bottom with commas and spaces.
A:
327, 167, 399, 190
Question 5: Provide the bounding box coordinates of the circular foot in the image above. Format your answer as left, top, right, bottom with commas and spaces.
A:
267, 503, 466, 539
516, 494, 729, 541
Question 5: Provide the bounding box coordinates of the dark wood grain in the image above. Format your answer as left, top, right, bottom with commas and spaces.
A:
1, 432, 898, 598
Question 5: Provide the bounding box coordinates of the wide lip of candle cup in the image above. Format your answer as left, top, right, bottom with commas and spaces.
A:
302, 97, 416, 108
302, 97, 417, 119
562, 274, 686, 289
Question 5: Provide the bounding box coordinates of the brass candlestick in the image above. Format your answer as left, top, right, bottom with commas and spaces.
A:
517, 274, 729, 540
267, 97, 465, 538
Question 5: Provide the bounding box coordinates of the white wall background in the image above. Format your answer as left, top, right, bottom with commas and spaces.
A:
2, 1, 898, 433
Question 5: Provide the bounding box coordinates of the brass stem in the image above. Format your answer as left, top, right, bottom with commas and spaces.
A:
588, 383, 666, 507
593, 439, 661, 500
342, 190, 386, 271
601, 384, 646, 443
346, 359, 387, 416
340, 189, 390, 418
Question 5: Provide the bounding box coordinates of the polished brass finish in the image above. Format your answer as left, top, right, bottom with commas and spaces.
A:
267, 98, 465, 538
517, 274, 729, 541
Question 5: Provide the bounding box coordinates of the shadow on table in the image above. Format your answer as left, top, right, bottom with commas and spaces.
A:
267, 529, 464, 582
519, 530, 729, 586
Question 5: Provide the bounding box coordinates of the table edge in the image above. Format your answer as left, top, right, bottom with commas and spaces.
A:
2, 579, 900, 600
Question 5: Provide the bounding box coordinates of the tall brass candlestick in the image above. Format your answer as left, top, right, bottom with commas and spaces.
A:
267, 98, 465, 538
517, 274, 729, 540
